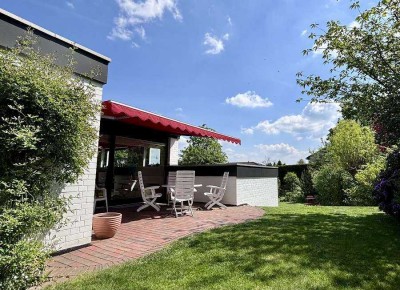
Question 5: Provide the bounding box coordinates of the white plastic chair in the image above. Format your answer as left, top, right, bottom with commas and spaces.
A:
94, 184, 108, 213
166, 171, 177, 205
171, 170, 195, 217
204, 172, 229, 210
137, 171, 162, 212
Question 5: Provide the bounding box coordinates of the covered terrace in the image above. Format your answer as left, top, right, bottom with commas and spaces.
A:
96, 100, 241, 208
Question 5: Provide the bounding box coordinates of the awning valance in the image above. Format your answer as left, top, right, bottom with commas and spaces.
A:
102, 101, 241, 144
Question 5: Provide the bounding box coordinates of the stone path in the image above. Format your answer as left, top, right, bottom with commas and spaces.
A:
46, 204, 264, 283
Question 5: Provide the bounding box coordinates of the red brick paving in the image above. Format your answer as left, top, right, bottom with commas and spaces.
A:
46, 204, 264, 282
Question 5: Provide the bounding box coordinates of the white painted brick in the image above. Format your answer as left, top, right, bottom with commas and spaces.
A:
84, 179, 95, 186
69, 226, 80, 234
236, 177, 278, 207
79, 225, 92, 233
65, 232, 84, 242
168, 138, 179, 165
81, 202, 94, 209
83, 230, 92, 238
84, 219, 93, 226
80, 214, 93, 221
44, 81, 103, 251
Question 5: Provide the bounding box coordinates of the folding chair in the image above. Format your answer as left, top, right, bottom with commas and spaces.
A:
171, 170, 195, 217
204, 172, 229, 209
166, 171, 176, 205
94, 184, 108, 213
137, 171, 162, 212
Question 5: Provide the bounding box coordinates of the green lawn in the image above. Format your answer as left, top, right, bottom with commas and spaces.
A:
48, 204, 400, 290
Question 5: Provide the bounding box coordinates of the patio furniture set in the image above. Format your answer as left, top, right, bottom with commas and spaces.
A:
92, 171, 229, 239
139, 170, 229, 217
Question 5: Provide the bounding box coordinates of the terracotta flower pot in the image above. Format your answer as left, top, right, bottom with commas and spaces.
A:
92, 212, 122, 239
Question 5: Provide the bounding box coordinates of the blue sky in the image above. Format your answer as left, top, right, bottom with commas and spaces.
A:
2, 0, 376, 164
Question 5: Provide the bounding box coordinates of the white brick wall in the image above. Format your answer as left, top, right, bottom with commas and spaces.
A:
46, 81, 103, 251
192, 176, 278, 207
236, 177, 278, 207
193, 176, 237, 205
169, 138, 179, 165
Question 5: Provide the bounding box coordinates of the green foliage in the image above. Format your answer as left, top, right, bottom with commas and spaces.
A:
0, 31, 100, 289
313, 166, 354, 205
327, 120, 379, 174
179, 125, 228, 165
300, 169, 315, 196
281, 172, 304, 203
346, 157, 385, 206
297, 0, 400, 146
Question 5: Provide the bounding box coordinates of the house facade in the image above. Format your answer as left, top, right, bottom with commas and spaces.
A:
0, 9, 111, 250
1, 9, 278, 252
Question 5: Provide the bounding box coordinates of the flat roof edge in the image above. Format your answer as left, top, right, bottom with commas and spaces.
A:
0, 8, 111, 63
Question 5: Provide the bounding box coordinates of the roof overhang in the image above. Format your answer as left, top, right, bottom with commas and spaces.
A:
102, 100, 241, 145
0, 8, 110, 84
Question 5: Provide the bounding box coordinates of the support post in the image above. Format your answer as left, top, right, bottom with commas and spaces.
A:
105, 134, 116, 204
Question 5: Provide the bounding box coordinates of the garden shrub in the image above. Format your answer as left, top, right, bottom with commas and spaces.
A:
374, 149, 400, 220
327, 120, 379, 175
281, 172, 304, 203
313, 166, 353, 205
346, 157, 385, 206
0, 32, 100, 289
300, 169, 315, 196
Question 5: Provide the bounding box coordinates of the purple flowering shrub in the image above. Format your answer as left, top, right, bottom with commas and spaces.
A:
374, 150, 400, 220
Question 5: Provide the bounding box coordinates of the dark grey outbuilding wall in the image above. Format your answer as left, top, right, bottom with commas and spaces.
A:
0, 9, 110, 84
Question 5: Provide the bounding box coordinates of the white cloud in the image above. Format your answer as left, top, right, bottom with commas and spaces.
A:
203, 33, 225, 55
241, 127, 254, 135
221, 142, 308, 164
227, 16, 232, 26
254, 143, 308, 164
226, 91, 273, 108
66, 1, 74, 9
135, 26, 146, 39
244, 102, 341, 139
132, 42, 140, 48
175, 107, 183, 112
301, 29, 307, 37
222, 33, 230, 41
109, 0, 182, 41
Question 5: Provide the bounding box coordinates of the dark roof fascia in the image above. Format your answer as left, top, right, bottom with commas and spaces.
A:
0, 8, 110, 84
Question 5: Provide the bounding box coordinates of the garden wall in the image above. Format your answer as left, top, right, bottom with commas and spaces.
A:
167, 163, 279, 207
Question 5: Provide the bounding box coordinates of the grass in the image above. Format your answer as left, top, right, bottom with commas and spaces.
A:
48, 203, 400, 290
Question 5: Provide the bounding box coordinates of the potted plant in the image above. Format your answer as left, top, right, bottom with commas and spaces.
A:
92, 212, 122, 239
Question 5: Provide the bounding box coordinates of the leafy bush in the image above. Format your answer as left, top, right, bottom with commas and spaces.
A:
313, 166, 353, 205
179, 125, 228, 165
346, 157, 385, 206
0, 32, 100, 289
374, 149, 400, 220
281, 172, 304, 203
300, 169, 315, 196
327, 120, 379, 174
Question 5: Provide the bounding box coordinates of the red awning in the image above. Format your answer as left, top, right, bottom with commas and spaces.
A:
102, 101, 241, 144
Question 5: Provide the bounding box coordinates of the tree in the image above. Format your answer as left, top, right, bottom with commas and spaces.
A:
297, 0, 400, 146
179, 125, 228, 165
327, 120, 379, 174
297, 159, 306, 165
0, 32, 100, 289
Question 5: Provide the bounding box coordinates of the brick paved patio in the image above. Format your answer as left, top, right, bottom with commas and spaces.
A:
46, 203, 264, 282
